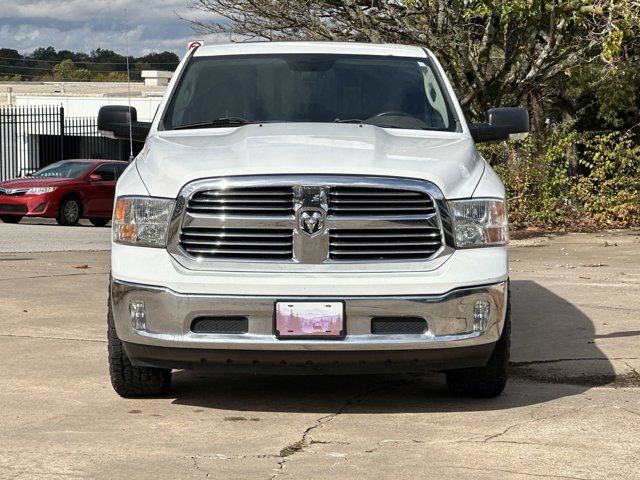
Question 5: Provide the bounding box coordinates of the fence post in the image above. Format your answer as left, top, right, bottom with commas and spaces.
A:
59, 105, 65, 161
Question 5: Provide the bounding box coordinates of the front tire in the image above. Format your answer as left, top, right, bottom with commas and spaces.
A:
445, 294, 511, 398
90, 218, 110, 227
56, 197, 81, 226
0, 215, 22, 224
107, 293, 172, 397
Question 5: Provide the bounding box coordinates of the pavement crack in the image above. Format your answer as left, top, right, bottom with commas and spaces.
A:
364, 439, 423, 454
0, 333, 106, 343
480, 408, 580, 444
309, 440, 350, 446
190, 456, 211, 478
0, 272, 105, 282
622, 360, 639, 375
511, 357, 638, 367
270, 380, 405, 479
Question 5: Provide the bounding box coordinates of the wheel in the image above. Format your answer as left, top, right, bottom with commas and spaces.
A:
445, 292, 511, 398
107, 291, 172, 397
90, 218, 110, 227
0, 215, 22, 224
56, 197, 81, 226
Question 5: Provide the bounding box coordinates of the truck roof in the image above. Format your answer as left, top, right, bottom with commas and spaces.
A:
192, 41, 429, 58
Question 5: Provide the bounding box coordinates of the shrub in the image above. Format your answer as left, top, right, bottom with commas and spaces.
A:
479, 130, 640, 230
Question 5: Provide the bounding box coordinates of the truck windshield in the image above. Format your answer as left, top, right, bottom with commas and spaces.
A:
163, 54, 458, 132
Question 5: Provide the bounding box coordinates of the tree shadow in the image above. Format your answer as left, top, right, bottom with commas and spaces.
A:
169, 280, 615, 412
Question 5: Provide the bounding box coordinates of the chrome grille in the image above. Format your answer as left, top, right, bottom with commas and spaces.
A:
187, 186, 294, 216
329, 186, 436, 216
169, 175, 450, 267
180, 227, 294, 260
329, 228, 442, 260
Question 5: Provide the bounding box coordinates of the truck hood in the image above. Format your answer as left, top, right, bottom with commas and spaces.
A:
136, 123, 484, 199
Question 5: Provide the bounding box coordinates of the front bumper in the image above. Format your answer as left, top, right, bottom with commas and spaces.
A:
111, 279, 508, 371
0, 193, 57, 216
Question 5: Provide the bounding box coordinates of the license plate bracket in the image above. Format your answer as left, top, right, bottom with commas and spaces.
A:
275, 302, 345, 339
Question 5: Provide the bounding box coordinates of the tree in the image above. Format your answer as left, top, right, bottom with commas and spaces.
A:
187, 0, 640, 121
0, 48, 24, 77
30, 46, 59, 61
53, 59, 92, 81
137, 51, 180, 71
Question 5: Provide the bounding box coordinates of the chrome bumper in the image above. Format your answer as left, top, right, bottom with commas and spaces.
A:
111, 280, 508, 352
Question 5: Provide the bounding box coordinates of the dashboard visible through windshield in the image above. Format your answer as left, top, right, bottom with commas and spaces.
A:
162, 54, 459, 132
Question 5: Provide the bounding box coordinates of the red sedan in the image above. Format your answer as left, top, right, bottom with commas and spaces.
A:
0, 159, 128, 226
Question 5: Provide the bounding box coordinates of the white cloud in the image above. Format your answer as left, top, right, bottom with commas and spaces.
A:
0, 0, 226, 56
3, 0, 191, 24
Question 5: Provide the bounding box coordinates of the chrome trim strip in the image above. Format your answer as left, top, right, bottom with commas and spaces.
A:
0, 187, 28, 195
167, 175, 455, 272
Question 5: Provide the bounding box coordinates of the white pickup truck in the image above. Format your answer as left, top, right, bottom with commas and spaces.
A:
98, 42, 528, 398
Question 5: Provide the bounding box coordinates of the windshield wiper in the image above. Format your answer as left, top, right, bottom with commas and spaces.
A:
173, 117, 253, 130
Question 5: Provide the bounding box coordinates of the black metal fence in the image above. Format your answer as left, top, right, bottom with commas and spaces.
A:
0, 105, 141, 181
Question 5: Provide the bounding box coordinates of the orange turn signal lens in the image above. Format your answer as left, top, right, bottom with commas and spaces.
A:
114, 198, 127, 223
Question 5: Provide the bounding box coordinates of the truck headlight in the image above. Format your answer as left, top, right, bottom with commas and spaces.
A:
449, 198, 508, 248
113, 196, 175, 247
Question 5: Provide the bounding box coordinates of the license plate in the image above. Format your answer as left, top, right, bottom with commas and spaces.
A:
275, 302, 344, 339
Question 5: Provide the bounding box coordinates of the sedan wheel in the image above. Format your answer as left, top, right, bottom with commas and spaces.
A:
56, 198, 81, 226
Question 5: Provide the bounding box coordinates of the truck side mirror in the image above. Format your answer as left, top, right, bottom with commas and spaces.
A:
469, 107, 529, 143
98, 106, 151, 143
88, 173, 103, 182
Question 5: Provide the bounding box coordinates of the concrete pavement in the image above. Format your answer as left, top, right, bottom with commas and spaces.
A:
0, 229, 638, 479
0, 218, 110, 253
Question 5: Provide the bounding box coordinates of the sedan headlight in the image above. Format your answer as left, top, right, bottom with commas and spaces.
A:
449, 198, 508, 248
113, 196, 175, 247
26, 186, 57, 195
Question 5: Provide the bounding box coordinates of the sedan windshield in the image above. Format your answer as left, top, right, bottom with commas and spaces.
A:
32, 161, 89, 178
163, 54, 458, 132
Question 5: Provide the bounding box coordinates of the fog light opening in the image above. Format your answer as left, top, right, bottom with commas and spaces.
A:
129, 300, 146, 331
473, 300, 491, 333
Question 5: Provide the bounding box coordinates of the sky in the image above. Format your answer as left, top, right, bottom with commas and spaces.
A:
0, 0, 228, 57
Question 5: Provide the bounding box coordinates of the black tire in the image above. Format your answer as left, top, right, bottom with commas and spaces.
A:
56, 196, 81, 226
90, 218, 110, 227
107, 292, 172, 397
0, 215, 22, 224
445, 292, 511, 398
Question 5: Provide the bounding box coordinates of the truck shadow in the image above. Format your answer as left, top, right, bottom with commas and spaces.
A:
170, 280, 616, 412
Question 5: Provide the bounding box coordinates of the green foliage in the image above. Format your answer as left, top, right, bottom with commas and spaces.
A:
573, 132, 640, 226
93, 71, 128, 82
53, 59, 92, 81
0, 46, 179, 81
481, 131, 640, 229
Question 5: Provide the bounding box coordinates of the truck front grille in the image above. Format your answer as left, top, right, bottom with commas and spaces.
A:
329, 227, 442, 260
180, 227, 294, 260
187, 186, 294, 216
329, 186, 436, 216
171, 176, 448, 266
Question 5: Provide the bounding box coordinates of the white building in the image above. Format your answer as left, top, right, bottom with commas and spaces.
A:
2, 73, 170, 121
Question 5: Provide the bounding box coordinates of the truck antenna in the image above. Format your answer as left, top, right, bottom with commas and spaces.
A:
125, 9, 134, 162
